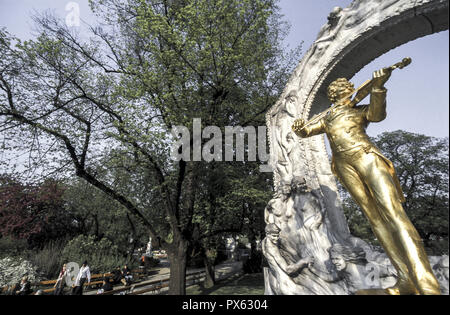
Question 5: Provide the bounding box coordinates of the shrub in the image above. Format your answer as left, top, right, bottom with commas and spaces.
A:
0, 236, 28, 259
27, 240, 65, 279
0, 257, 40, 287
61, 235, 131, 274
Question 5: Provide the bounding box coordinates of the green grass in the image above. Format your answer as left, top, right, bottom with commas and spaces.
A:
186, 273, 265, 295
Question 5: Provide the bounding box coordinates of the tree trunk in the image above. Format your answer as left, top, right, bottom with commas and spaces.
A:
93, 214, 99, 239
203, 254, 216, 288
167, 238, 188, 295
249, 232, 257, 259
126, 213, 139, 257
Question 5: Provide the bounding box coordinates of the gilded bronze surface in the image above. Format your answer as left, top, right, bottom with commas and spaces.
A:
292, 58, 441, 295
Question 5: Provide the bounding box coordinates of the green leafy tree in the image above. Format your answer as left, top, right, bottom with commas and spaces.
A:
64, 176, 149, 255
61, 234, 130, 273
193, 161, 272, 286
0, 0, 299, 294
341, 130, 449, 255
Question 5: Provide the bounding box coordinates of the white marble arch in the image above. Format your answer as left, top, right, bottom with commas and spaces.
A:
264, 0, 449, 295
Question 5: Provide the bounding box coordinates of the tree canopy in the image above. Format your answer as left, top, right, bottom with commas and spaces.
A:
0, 0, 300, 294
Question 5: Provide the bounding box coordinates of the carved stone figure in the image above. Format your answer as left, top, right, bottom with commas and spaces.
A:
308, 243, 396, 294
264, 177, 349, 295
433, 255, 449, 295
264, 180, 292, 229
315, 7, 344, 44
273, 91, 299, 182
263, 224, 314, 294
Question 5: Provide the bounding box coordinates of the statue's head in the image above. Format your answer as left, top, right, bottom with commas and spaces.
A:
329, 243, 367, 271
330, 253, 347, 271
284, 90, 298, 116
291, 176, 308, 193
265, 224, 280, 244
328, 6, 342, 23
285, 90, 298, 104
277, 180, 292, 197
327, 78, 355, 104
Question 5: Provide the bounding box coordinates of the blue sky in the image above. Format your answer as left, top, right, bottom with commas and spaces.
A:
278, 0, 449, 139
0, 0, 448, 138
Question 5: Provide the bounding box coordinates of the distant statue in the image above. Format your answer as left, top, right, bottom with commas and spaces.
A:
292, 58, 441, 295
145, 236, 152, 256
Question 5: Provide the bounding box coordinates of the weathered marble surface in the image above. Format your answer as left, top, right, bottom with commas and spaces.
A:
263, 0, 449, 295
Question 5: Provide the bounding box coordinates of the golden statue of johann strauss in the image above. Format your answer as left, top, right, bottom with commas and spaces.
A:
292, 58, 441, 295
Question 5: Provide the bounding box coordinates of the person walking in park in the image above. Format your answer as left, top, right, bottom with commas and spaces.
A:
72, 261, 91, 295
54, 263, 68, 295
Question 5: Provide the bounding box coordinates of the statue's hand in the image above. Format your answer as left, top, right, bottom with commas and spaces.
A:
292, 118, 305, 136
286, 264, 297, 275
372, 68, 391, 88
303, 256, 315, 266
307, 259, 315, 270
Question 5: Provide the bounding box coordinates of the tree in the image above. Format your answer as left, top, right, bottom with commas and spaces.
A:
64, 176, 149, 256
0, 0, 299, 294
0, 176, 75, 248
193, 161, 273, 286
340, 130, 449, 255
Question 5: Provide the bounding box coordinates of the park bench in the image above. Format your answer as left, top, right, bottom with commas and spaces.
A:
32, 272, 114, 294
127, 270, 205, 295
30, 268, 147, 295
0, 266, 153, 295
127, 280, 168, 295
2, 268, 206, 296
97, 270, 205, 295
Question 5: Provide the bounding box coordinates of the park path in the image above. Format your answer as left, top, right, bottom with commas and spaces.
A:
84, 259, 243, 295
